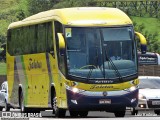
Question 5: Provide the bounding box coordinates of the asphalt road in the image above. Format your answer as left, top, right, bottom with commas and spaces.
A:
1, 109, 159, 120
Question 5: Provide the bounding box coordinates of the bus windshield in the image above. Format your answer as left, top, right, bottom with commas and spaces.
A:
65, 27, 137, 81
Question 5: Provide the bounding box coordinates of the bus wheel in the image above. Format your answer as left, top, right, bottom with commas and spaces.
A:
78, 111, 88, 117
52, 93, 66, 118
20, 92, 27, 113
69, 111, 79, 117
114, 110, 125, 117
154, 110, 160, 115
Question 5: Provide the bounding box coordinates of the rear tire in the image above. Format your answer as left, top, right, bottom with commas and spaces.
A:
20, 91, 28, 113
154, 110, 160, 115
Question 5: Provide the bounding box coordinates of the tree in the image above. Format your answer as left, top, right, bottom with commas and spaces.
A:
53, 0, 96, 9
28, 0, 57, 15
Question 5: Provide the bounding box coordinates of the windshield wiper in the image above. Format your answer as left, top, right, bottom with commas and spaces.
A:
104, 47, 123, 82
86, 47, 104, 82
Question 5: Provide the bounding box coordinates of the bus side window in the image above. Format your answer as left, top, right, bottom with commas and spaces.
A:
54, 21, 66, 75
46, 22, 54, 56
23, 26, 29, 54
54, 21, 63, 54
7, 29, 13, 55
29, 25, 36, 54
37, 24, 46, 53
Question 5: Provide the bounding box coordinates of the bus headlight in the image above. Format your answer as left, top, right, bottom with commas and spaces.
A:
65, 84, 85, 94
72, 87, 79, 93
124, 86, 137, 92
129, 86, 136, 91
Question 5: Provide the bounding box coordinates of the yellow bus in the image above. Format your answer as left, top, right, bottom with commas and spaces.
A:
7, 7, 147, 117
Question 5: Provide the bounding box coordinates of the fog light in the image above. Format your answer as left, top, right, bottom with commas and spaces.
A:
140, 104, 144, 108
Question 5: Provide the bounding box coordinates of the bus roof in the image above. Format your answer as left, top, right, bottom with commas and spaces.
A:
8, 7, 132, 29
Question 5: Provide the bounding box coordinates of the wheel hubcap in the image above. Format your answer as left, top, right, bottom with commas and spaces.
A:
53, 97, 57, 111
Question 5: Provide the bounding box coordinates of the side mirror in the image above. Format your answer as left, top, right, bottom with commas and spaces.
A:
135, 32, 147, 54
57, 33, 65, 56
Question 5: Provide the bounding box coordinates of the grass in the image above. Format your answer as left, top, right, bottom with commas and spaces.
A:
131, 16, 160, 39
0, 62, 6, 75
0, 0, 23, 35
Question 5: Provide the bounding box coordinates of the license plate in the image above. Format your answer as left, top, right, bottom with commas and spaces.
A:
99, 99, 111, 104
152, 101, 160, 105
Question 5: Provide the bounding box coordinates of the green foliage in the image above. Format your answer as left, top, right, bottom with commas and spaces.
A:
16, 0, 29, 20
0, 62, 6, 75
131, 16, 160, 53
0, 35, 7, 44
53, 0, 96, 8
28, 0, 56, 15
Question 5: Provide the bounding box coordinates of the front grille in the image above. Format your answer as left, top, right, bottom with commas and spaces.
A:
147, 99, 160, 108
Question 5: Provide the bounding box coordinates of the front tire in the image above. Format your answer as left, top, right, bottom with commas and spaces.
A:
114, 111, 125, 117
52, 92, 66, 118
78, 111, 88, 117
154, 110, 160, 115
70, 111, 79, 117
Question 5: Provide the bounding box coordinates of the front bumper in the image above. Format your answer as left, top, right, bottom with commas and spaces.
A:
66, 89, 138, 112
135, 99, 160, 110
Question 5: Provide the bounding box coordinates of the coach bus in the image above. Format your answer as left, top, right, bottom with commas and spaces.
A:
6, 7, 147, 117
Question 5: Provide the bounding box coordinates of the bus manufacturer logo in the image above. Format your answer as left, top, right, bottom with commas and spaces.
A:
103, 91, 108, 96
90, 85, 113, 89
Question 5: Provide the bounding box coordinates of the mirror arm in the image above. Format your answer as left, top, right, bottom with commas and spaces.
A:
57, 33, 66, 56
135, 32, 147, 54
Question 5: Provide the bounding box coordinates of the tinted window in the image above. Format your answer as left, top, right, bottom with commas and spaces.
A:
8, 22, 54, 55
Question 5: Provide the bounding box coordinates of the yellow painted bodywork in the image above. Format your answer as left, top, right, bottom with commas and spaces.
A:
8, 7, 132, 29
135, 32, 147, 45
7, 7, 140, 109
65, 79, 139, 91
